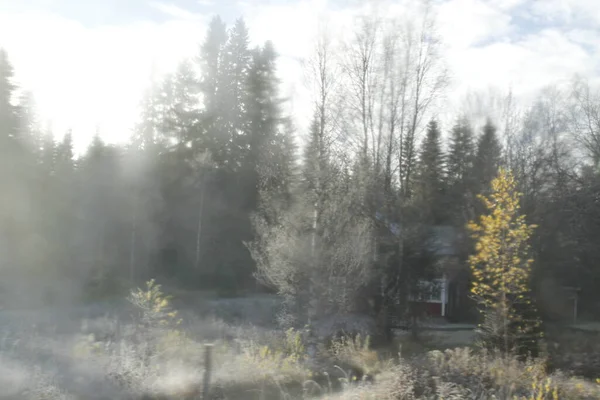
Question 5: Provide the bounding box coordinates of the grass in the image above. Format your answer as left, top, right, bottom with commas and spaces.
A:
1, 281, 599, 399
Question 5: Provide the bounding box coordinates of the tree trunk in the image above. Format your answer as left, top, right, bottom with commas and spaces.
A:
195, 176, 206, 270
129, 191, 137, 282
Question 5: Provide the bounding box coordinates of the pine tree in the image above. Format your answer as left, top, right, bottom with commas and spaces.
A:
416, 119, 445, 223
474, 118, 503, 193
468, 168, 541, 356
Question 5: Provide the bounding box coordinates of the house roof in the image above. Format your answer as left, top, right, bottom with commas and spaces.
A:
375, 211, 458, 257
428, 225, 458, 256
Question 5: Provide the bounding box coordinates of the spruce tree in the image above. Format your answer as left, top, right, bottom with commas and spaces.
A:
401, 127, 418, 199
55, 130, 75, 179
0, 49, 29, 275
40, 129, 56, 177
197, 16, 229, 166
474, 118, 503, 193
198, 16, 228, 113
303, 114, 324, 195
0, 49, 17, 142
447, 116, 475, 186
17, 91, 42, 155
417, 119, 445, 223
244, 41, 287, 210
169, 59, 200, 154
0, 49, 24, 166
223, 18, 251, 166
446, 116, 475, 223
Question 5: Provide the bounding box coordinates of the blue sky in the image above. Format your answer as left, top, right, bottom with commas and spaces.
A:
0, 0, 598, 151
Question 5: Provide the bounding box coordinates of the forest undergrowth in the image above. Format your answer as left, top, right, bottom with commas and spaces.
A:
0, 280, 598, 400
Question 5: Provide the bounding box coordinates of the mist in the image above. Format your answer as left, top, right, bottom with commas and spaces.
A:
1, 1, 600, 399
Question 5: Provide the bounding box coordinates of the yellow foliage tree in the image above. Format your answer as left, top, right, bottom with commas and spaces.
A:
468, 168, 541, 355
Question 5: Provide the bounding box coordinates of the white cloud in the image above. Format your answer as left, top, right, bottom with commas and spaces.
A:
241, 0, 419, 131
242, 0, 334, 130
528, 0, 600, 26
436, 0, 516, 49
456, 28, 590, 89
1, 0, 599, 153
224, 0, 600, 137
242, 0, 327, 56
528, 0, 572, 24
434, 0, 599, 128
150, 1, 205, 21
444, 28, 597, 126
489, 0, 528, 11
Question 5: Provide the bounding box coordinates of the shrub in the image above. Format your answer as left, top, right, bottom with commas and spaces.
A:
327, 334, 386, 376
127, 279, 181, 329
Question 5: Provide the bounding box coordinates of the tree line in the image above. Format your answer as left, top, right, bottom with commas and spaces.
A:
0, 7, 599, 337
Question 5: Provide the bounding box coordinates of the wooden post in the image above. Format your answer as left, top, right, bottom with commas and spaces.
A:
203, 343, 213, 399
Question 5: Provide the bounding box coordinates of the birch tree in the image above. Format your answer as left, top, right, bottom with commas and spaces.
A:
400, 4, 448, 198
468, 168, 541, 355
570, 77, 600, 168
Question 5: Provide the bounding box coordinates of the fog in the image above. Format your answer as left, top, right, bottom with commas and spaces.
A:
1, 1, 600, 399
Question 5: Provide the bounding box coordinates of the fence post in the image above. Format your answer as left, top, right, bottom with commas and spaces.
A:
203, 343, 213, 399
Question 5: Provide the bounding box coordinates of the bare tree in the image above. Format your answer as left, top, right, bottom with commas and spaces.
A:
330, 2, 449, 339
378, 18, 414, 198
500, 88, 520, 168
250, 25, 371, 325
341, 12, 381, 163
303, 23, 338, 255
249, 176, 375, 326
400, 3, 449, 198
380, 26, 400, 194
570, 76, 600, 167
511, 86, 569, 208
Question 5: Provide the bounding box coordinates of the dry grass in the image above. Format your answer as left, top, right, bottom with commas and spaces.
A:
1, 282, 600, 399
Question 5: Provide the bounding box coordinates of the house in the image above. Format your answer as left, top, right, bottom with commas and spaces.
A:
409, 225, 470, 320
375, 213, 472, 321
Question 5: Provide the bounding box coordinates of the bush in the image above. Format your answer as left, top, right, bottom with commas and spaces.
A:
10, 279, 600, 400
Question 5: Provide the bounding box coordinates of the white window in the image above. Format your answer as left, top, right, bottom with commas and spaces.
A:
409, 278, 446, 303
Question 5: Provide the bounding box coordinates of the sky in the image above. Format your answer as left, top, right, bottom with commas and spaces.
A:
0, 0, 599, 152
